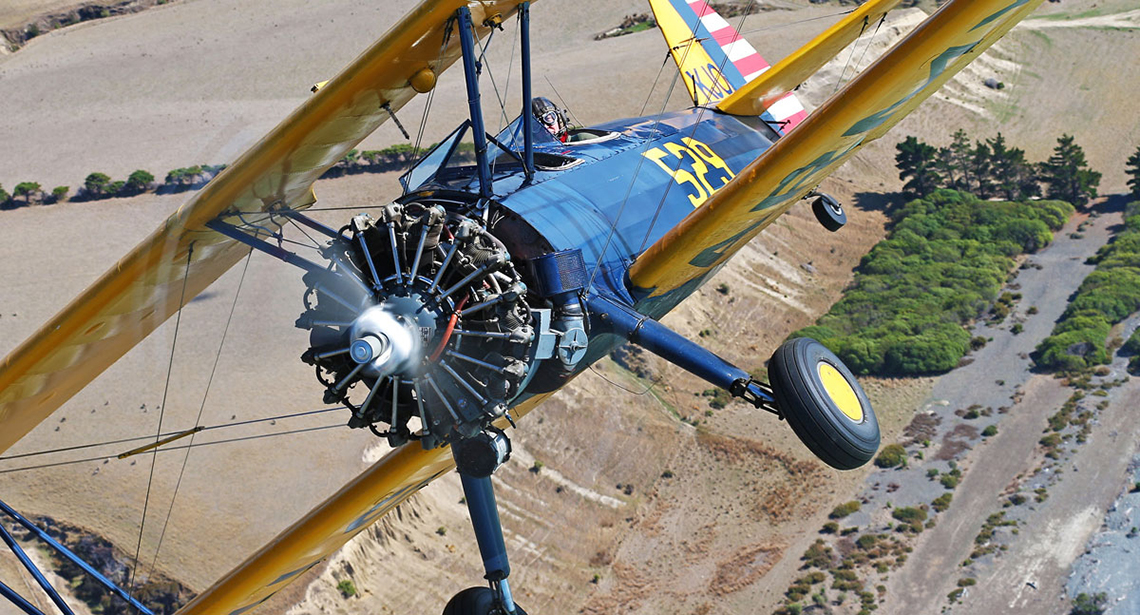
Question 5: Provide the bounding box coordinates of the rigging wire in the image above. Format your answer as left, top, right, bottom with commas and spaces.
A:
403, 17, 455, 181
0, 406, 348, 469
0, 424, 346, 476
853, 13, 887, 85
833, 14, 869, 95
737, 8, 855, 36
542, 76, 583, 129
146, 248, 253, 582
128, 245, 193, 597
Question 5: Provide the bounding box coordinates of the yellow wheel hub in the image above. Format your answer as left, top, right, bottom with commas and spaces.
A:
817, 362, 863, 423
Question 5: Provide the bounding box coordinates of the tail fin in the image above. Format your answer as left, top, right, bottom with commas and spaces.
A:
649, 0, 807, 131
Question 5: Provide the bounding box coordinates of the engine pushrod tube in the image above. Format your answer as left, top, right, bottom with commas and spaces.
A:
424, 374, 461, 422
440, 361, 488, 405
356, 227, 383, 289
0, 499, 154, 615
439, 260, 500, 302
452, 329, 512, 340
445, 350, 507, 374
429, 241, 461, 293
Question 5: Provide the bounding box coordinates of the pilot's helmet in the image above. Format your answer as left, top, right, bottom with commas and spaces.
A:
532, 97, 568, 142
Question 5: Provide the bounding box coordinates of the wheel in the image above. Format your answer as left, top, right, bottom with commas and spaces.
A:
768, 337, 879, 470
443, 587, 528, 615
811, 193, 846, 231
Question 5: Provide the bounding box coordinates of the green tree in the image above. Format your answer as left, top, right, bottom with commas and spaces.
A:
1126, 145, 1140, 201
896, 136, 941, 199
13, 181, 42, 204
988, 133, 1039, 201
936, 129, 973, 192
969, 141, 995, 198
1040, 134, 1101, 207
0, 183, 9, 206
126, 169, 155, 193
84, 172, 111, 197
50, 186, 69, 203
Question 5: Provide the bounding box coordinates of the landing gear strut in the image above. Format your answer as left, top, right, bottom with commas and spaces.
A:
445, 431, 527, 615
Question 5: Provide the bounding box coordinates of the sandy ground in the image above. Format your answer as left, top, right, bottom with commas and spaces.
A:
2, 1, 1139, 614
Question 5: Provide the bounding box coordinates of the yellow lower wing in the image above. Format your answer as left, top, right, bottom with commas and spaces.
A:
630, 0, 1043, 294
0, 0, 523, 456
175, 393, 547, 615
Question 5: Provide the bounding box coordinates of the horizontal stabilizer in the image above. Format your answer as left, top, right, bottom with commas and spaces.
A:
717, 0, 902, 119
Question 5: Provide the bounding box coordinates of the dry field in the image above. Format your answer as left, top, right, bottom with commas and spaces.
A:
1, 1, 1138, 614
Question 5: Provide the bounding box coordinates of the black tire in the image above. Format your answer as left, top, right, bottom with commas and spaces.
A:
443, 587, 528, 615
768, 337, 879, 470
811, 194, 846, 232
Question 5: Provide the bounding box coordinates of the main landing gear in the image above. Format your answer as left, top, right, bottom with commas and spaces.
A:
811, 192, 846, 232
444, 430, 528, 615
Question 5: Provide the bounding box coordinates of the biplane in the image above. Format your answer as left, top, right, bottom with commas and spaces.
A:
0, 0, 1043, 613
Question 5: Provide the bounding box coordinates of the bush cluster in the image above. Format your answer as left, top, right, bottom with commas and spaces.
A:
1035, 202, 1140, 371
793, 190, 1072, 376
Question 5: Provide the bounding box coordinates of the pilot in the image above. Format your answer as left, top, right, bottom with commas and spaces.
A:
532, 97, 569, 143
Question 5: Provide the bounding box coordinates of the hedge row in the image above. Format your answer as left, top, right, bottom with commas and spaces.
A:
793, 189, 1074, 376
1034, 202, 1140, 371
0, 141, 470, 211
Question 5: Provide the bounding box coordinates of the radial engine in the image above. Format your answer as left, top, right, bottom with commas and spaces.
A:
295, 198, 588, 450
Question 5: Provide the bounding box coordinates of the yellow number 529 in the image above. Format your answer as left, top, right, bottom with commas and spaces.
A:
642, 136, 735, 208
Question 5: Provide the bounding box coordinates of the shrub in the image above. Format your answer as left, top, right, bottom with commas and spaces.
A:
830, 501, 861, 519
1037, 207, 1140, 371
125, 169, 155, 193
932, 493, 953, 512
875, 444, 907, 468
337, 579, 356, 598
50, 186, 69, 203
982, 425, 998, 437
84, 172, 111, 196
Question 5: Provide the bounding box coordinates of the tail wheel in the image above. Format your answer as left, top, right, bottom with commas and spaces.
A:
443, 587, 527, 615
769, 337, 879, 470
811, 193, 846, 232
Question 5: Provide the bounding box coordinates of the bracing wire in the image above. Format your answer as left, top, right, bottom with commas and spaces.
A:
0, 425, 346, 476
833, 15, 870, 95
146, 248, 253, 581
0, 406, 348, 471
128, 244, 194, 596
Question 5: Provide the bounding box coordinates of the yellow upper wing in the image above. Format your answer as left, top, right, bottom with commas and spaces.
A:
0, 0, 518, 456
630, 0, 1044, 295
715, 0, 902, 117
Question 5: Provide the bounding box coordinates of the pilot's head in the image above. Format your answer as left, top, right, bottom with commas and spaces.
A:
532, 97, 568, 143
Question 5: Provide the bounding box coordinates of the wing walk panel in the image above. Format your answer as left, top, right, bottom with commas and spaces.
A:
0, 0, 528, 456
629, 0, 1044, 297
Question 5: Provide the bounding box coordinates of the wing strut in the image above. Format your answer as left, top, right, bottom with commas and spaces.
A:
0, 498, 155, 615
